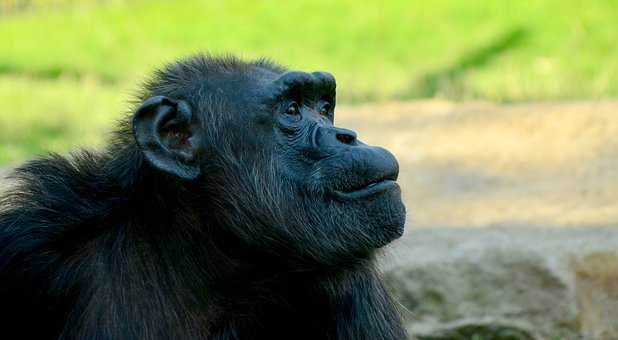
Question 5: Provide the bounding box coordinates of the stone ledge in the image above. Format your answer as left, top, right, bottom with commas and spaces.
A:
383, 227, 618, 339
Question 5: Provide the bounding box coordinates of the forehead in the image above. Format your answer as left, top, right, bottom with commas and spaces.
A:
250, 66, 283, 88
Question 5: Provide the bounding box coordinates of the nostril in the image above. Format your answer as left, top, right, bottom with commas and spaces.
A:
336, 132, 356, 145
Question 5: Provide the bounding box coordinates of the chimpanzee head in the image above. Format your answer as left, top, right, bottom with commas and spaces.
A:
132, 55, 405, 268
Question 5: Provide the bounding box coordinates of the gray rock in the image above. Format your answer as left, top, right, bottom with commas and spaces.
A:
382, 227, 618, 339
414, 317, 537, 340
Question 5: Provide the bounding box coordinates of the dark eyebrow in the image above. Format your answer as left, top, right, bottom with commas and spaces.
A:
311, 72, 336, 93
266, 71, 336, 104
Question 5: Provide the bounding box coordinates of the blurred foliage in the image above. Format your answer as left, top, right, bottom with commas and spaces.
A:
0, 0, 617, 164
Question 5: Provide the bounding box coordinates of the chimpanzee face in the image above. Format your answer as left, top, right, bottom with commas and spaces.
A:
264, 71, 405, 240
133, 62, 405, 267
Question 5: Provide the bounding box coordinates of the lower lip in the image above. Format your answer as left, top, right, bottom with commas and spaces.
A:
332, 180, 398, 201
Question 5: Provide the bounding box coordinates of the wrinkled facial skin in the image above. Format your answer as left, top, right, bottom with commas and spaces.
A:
203, 70, 406, 267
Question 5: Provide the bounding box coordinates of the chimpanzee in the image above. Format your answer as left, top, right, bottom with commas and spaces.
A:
0, 55, 407, 339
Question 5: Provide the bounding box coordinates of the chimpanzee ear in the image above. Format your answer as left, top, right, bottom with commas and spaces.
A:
133, 96, 202, 180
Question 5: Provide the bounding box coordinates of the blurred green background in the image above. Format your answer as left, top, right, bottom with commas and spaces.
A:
1, 0, 617, 165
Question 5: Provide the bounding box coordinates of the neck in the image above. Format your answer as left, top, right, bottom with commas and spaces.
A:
316, 267, 408, 340
140, 193, 407, 339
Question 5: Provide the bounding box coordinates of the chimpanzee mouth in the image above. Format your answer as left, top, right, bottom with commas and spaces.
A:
332, 179, 398, 201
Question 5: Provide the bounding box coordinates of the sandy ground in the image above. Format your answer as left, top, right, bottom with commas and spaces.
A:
1, 100, 617, 230
336, 100, 618, 229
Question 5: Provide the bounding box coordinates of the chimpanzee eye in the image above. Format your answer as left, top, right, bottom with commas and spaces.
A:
286, 102, 300, 116
320, 103, 332, 116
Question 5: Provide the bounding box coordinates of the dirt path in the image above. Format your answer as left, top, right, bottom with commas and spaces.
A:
336, 100, 618, 229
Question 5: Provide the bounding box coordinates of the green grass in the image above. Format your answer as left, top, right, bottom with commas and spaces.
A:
1, 0, 617, 164
0, 75, 127, 164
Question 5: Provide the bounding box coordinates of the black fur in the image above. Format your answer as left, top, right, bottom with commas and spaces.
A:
0, 54, 407, 339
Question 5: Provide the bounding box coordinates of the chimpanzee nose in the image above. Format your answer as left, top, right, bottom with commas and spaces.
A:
315, 126, 358, 148
335, 128, 357, 145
